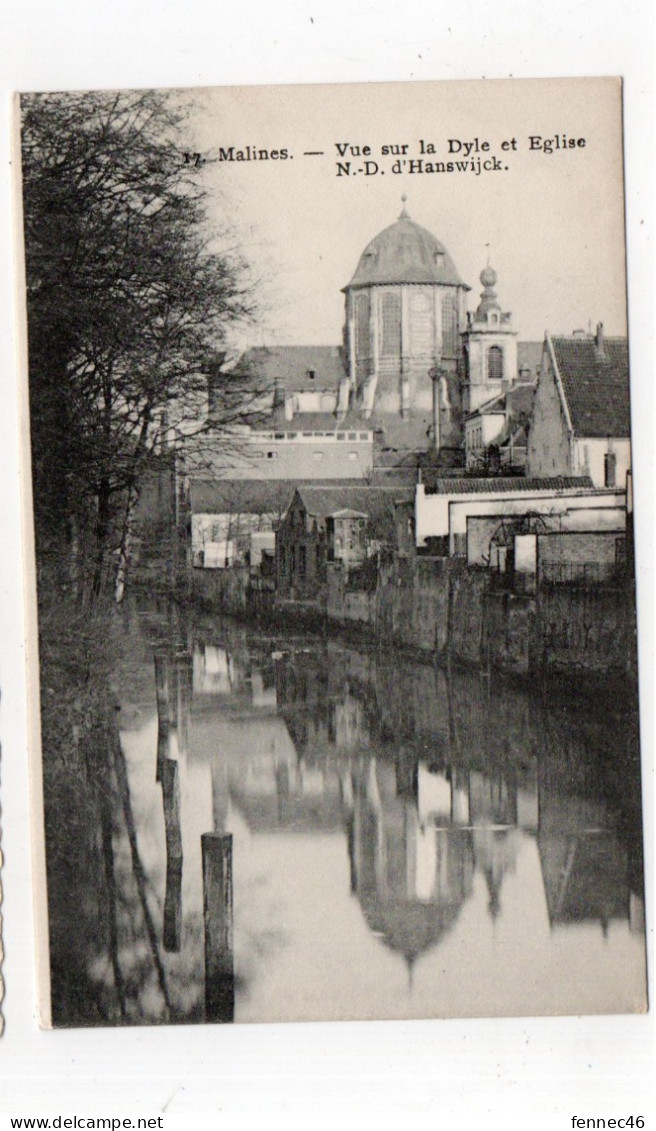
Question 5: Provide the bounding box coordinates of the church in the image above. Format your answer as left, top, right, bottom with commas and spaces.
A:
208, 198, 543, 476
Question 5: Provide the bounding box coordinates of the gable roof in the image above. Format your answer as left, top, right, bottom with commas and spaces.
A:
231, 345, 347, 391
549, 335, 630, 438
293, 484, 414, 521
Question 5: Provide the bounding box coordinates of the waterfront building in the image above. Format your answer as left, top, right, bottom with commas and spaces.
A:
275, 484, 413, 603
527, 325, 631, 489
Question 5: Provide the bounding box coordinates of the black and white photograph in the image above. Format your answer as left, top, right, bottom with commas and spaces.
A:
16, 76, 648, 1030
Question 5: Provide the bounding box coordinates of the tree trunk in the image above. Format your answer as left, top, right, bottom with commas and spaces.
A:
114, 481, 140, 603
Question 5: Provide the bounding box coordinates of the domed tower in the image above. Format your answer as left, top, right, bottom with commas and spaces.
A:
461, 261, 519, 415
342, 199, 469, 448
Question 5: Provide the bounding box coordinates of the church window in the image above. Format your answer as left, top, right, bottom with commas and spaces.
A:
488, 346, 503, 380
381, 291, 401, 357
441, 292, 459, 356
355, 293, 370, 357
410, 290, 430, 313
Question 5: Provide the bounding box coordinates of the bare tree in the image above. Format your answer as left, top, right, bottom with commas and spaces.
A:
21, 89, 257, 599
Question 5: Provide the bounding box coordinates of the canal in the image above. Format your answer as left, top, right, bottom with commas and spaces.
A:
47, 600, 647, 1026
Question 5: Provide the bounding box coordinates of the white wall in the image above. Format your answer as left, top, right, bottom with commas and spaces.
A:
415, 482, 625, 550
574, 437, 632, 490
526, 347, 572, 478
448, 490, 625, 554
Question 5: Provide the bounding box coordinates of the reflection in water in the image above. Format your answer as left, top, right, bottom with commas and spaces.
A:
51, 608, 646, 1025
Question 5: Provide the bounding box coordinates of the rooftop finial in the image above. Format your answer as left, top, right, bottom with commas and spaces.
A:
399, 194, 410, 219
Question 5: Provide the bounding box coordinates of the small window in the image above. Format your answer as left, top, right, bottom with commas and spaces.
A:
348, 432, 357, 440
313, 452, 324, 461
266, 451, 279, 459
337, 433, 346, 440
359, 432, 369, 440
274, 432, 285, 439
307, 369, 316, 380
348, 451, 358, 461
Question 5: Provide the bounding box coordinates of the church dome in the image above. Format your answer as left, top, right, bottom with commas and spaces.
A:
346, 203, 466, 289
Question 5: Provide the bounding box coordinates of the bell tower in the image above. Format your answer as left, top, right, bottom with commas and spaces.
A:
461, 263, 518, 415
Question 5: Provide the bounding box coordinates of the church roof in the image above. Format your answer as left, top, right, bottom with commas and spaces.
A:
345, 208, 467, 289
549, 334, 631, 438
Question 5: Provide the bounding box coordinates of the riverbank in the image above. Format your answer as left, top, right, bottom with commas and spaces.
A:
180, 558, 639, 701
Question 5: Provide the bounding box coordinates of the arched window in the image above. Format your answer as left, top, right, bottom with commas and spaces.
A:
488, 345, 503, 380
441, 292, 458, 356
355, 293, 370, 357
381, 291, 401, 357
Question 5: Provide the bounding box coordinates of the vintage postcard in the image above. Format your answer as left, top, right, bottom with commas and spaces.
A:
16, 77, 647, 1027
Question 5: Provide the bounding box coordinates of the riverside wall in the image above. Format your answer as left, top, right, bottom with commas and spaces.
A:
325, 555, 634, 681
190, 557, 635, 682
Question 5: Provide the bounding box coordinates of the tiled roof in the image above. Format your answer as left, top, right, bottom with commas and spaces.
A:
466, 380, 537, 422
264, 411, 371, 434
231, 345, 347, 391
550, 335, 630, 438
294, 484, 414, 520
190, 478, 360, 514
424, 475, 595, 496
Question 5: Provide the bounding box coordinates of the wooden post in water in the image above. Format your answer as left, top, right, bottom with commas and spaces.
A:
161, 759, 183, 952
154, 650, 170, 783
202, 833, 234, 1023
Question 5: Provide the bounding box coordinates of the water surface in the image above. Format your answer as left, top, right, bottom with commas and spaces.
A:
49, 605, 646, 1025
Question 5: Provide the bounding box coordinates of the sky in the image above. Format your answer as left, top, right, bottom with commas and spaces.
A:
189, 77, 628, 352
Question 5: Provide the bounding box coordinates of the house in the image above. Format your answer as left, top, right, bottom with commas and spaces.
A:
464, 373, 537, 471
276, 485, 414, 603
188, 479, 298, 568
527, 325, 631, 489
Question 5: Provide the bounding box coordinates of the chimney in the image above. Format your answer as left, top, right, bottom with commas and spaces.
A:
273, 379, 287, 426
595, 321, 608, 360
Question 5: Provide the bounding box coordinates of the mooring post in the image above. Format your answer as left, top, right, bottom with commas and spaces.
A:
201, 832, 234, 1023
161, 759, 183, 952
